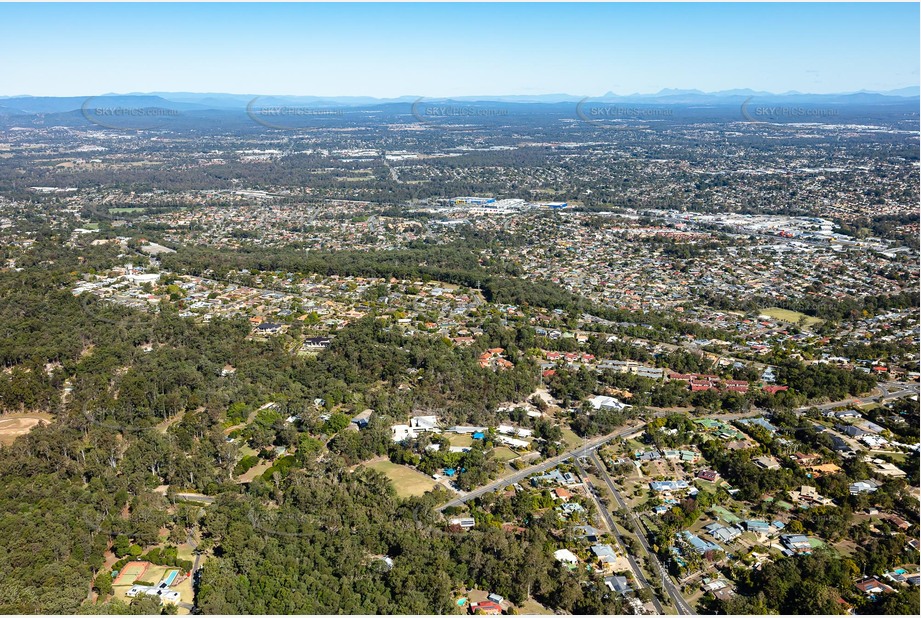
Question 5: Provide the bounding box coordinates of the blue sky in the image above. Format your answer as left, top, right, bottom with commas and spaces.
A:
1, 2, 918, 97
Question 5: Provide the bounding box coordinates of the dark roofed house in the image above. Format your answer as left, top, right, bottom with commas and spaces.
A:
697, 469, 720, 482
604, 575, 632, 596
573, 525, 601, 543
255, 322, 283, 334
351, 409, 372, 429
837, 424, 867, 437
830, 435, 854, 454
780, 534, 812, 556
855, 577, 895, 595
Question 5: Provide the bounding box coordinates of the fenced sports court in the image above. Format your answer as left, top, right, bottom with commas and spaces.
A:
113, 561, 150, 586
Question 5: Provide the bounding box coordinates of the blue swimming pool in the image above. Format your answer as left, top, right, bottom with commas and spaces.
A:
163, 569, 179, 586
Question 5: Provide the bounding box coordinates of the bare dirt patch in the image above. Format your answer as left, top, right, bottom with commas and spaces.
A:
0, 413, 52, 445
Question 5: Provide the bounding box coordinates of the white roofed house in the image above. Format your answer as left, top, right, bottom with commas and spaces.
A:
849, 480, 880, 495
554, 548, 580, 565
497, 435, 530, 449
391, 424, 416, 442
410, 415, 440, 432
588, 395, 630, 411
125, 578, 182, 605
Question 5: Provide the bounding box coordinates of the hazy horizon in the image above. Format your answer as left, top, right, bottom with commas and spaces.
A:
2, 86, 920, 100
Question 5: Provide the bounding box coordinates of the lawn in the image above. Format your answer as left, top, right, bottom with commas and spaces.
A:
694, 480, 719, 494
448, 433, 473, 448
237, 445, 258, 458
492, 446, 519, 462
711, 505, 741, 524
366, 460, 438, 498
518, 598, 554, 615
561, 427, 583, 449
760, 307, 823, 328
626, 438, 646, 452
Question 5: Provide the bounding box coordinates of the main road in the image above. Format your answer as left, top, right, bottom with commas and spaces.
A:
589, 450, 696, 615
795, 381, 919, 412
572, 456, 666, 615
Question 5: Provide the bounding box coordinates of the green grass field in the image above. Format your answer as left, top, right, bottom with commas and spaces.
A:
492, 446, 519, 462
711, 505, 741, 524
366, 460, 437, 498
625, 438, 646, 452
448, 433, 474, 448
561, 428, 582, 449
760, 307, 824, 328
108, 207, 147, 214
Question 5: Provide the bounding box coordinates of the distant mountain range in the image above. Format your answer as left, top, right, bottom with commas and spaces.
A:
0, 87, 918, 115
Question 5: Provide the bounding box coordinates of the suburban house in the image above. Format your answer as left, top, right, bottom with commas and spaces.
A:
590, 543, 618, 566
469, 600, 502, 615
302, 336, 331, 349
697, 469, 720, 482
849, 480, 880, 495
410, 415, 440, 432
448, 517, 476, 530
588, 395, 630, 411
554, 548, 580, 564
650, 480, 689, 493
604, 575, 632, 595
704, 523, 740, 543
789, 485, 834, 507
780, 534, 813, 556
855, 577, 895, 596
679, 530, 722, 554
254, 322, 284, 335
754, 455, 781, 470
573, 525, 601, 542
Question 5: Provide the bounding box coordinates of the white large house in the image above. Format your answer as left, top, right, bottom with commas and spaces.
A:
588, 395, 630, 411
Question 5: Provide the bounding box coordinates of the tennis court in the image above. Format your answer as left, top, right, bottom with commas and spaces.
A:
113, 561, 149, 586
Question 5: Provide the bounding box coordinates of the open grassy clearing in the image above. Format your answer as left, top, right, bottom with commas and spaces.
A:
760, 307, 824, 327
492, 446, 519, 462
561, 427, 583, 449
448, 433, 474, 448
365, 460, 438, 498
518, 598, 554, 614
